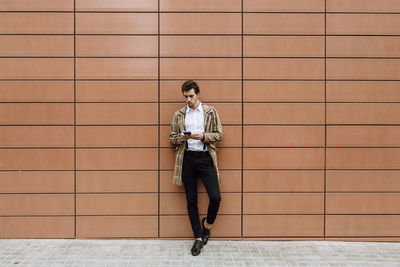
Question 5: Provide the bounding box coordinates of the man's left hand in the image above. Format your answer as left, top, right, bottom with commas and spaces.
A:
190, 132, 204, 141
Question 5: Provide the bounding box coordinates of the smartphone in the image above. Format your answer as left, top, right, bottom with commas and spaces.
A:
183, 131, 191, 135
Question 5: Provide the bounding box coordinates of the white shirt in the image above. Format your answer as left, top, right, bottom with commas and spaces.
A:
185, 102, 207, 151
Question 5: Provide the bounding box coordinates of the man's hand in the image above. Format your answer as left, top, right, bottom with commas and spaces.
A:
190, 132, 204, 141
180, 133, 191, 141
180, 132, 204, 141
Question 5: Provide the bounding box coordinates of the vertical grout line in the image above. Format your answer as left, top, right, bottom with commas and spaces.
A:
324, 0, 327, 240
241, 0, 244, 240
157, 0, 161, 238
73, 0, 77, 239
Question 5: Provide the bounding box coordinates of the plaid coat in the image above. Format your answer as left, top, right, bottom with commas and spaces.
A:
169, 104, 223, 186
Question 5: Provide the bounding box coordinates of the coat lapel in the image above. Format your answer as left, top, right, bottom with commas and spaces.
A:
203, 104, 213, 132
177, 106, 186, 132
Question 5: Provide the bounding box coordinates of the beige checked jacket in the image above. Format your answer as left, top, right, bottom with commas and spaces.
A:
169, 104, 223, 186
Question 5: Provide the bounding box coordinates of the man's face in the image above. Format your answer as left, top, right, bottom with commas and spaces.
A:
183, 89, 199, 109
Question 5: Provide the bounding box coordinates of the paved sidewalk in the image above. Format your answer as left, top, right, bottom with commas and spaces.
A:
0, 239, 399, 266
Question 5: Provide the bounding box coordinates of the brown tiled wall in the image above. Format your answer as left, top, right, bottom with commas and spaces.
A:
0, 0, 399, 241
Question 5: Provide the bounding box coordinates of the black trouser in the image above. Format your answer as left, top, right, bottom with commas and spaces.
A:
182, 150, 221, 239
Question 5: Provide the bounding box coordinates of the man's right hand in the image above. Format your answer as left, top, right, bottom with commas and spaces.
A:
180, 133, 191, 141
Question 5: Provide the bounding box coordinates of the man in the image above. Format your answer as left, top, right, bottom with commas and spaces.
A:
169, 80, 223, 256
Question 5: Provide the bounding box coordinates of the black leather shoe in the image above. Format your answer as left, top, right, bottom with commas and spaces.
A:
191, 239, 203, 256
201, 217, 211, 245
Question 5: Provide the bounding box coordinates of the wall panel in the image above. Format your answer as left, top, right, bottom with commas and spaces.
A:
76, 0, 158, 11
244, 14, 324, 34
76, 36, 158, 57
76, 13, 158, 34
0, 13, 73, 34
160, 0, 241, 12
0, 36, 74, 57
326, 0, 400, 12
0, 81, 74, 102
0, 0, 74, 11
244, 0, 324, 12
0, 59, 74, 79
160, 13, 241, 34
1, 0, 399, 240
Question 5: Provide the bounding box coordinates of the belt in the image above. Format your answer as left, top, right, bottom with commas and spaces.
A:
185, 150, 208, 153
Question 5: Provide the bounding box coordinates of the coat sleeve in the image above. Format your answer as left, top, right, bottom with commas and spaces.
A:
203, 108, 224, 143
169, 112, 184, 145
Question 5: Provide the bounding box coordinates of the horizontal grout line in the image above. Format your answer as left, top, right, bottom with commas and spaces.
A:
249, 57, 400, 59
2, 11, 400, 14
0, 79, 75, 81
0, 191, 400, 195
1, 56, 74, 59
0, 170, 73, 172
3, 146, 400, 150
0, 193, 73, 195
322, 12, 400, 14
0, 215, 73, 217
243, 236, 400, 239
0, 147, 151, 149
2, 102, 400, 104
0, 216, 398, 222
243, 124, 400, 126
77, 56, 241, 59
326, 214, 400, 216
327, 34, 400, 37
0, 34, 74, 36
4, 56, 400, 59
231, 192, 326, 194
247, 191, 400, 194
158, 214, 241, 216
1, 169, 399, 172
326, 57, 400, 59
0, 124, 76, 126
3, 146, 400, 149
3, 101, 400, 103
0, 170, 115, 173
243, 169, 400, 172
0, 147, 167, 149
327, 124, 400, 126
1, 215, 399, 218
1, 169, 399, 173
0, 124, 243, 126
3, 34, 400, 37
2, 124, 400, 127
243, 215, 326, 216
243, 171, 400, 172
326, 191, 400, 194
244, 214, 400, 216
87, 191, 241, 194
2, 78, 400, 82
75, 214, 237, 217
0, 102, 158, 104
0, 192, 157, 195
10, 191, 399, 194
248, 79, 400, 81
0, 169, 159, 172
325, 236, 400, 238
244, 147, 400, 149
248, 102, 400, 104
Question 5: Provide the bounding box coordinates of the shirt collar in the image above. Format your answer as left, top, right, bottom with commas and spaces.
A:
186, 102, 203, 113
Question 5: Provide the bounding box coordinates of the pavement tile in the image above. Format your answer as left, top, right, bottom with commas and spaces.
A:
0, 240, 399, 266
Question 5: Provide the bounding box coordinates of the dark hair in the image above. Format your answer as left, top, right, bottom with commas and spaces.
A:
181, 80, 200, 94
